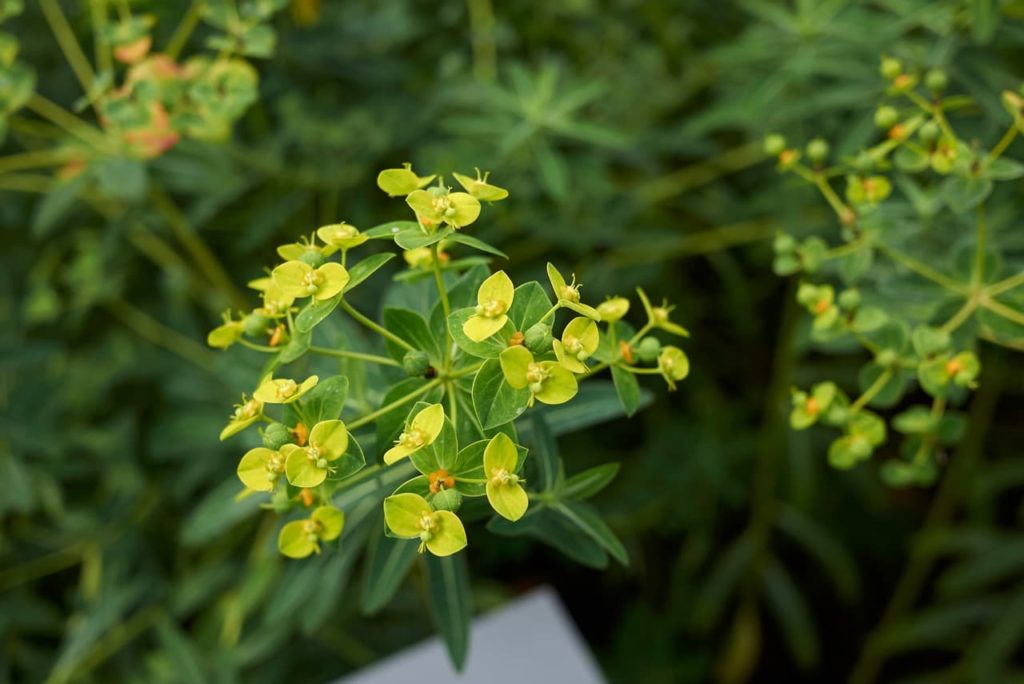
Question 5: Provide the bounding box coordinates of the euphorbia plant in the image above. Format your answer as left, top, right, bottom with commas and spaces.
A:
209, 166, 691, 667
766, 57, 1024, 486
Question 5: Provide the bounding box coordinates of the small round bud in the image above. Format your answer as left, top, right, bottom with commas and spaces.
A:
402, 350, 431, 377
243, 312, 272, 338
924, 68, 947, 93
431, 488, 463, 512
837, 289, 861, 311
806, 138, 829, 163
298, 249, 324, 268
636, 336, 662, 363
524, 322, 553, 355
880, 56, 902, 81
875, 348, 898, 368
874, 106, 899, 130
918, 121, 940, 144
262, 422, 293, 450
773, 232, 796, 253
764, 133, 787, 156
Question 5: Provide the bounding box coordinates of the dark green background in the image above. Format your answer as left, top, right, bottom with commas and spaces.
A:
3, 1, 1024, 682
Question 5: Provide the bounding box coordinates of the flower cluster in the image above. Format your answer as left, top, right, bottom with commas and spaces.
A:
767, 57, 1023, 485
210, 166, 691, 559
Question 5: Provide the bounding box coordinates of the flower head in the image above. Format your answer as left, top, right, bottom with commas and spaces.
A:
406, 186, 481, 230
278, 506, 345, 559
483, 433, 528, 521
237, 446, 286, 491
657, 346, 690, 391
452, 168, 509, 202
553, 317, 599, 373
637, 288, 689, 337
597, 297, 630, 322
384, 404, 445, 465
383, 493, 467, 556
271, 260, 349, 301
377, 163, 436, 197
317, 222, 368, 251
220, 394, 263, 440
253, 374, 319, 404
462, 270, 514, 342
546, 263, 601, 320
499, 346, 578, 406
283, 420, 351, 488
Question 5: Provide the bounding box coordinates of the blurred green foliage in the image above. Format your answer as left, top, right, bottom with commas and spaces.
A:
2, 1, 1023, 683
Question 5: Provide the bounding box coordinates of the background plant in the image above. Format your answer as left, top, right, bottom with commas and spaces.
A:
3, 1, 1023, 683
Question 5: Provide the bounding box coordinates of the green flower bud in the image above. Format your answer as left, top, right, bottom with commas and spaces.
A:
298, 249, 324, 268
924, 68, 947, 93
763, 133, 787, 156
774, 232, 796, 254
806, 138, 829, 163
402, 349, 431, 377
243, 312, 272, 337
875, 348, 898, 368
874, 105, 899, 130
262, 422, 293, 450
636, 336, 662, 363
880, 56, 902, 80
837, 289, 861, 311
431, 488, 463, 512
524, 322, 553, 355
918, 121, 940, 144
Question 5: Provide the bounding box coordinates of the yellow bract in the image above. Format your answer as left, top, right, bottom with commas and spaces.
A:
220, 394, 263, 440
253, 374, 318, 404
658, 346, 690, 391
377, 164, 435, 197
462, 270, 514, 342
237, 447, 284, 491
546, 263, 601, 320
317, 222, 368, 251
406, 189, 481, 229
383, 493, 467, 556
272, 260, 350, 301
384, 403, 445, 465
597, 297, 630, 322
283, 420, 351, 488
553, 317, 599, 373
638, 288, 689, 337
500, 346, 578, 406
453, 169, 509, 202
483, 433, 528, 521
278, 506, 345, 559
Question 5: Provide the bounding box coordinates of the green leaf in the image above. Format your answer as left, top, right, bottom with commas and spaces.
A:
554, 500, 628, 565
364, 220, 420, 239
383, 307, 442, 363
446, 232, 507, 259
943, 175, 993, 213
507, 282, 554, 331
526, 413, 559, 491
488, 508, 608, 568
181, 478, 263, 546
448, 307, 514, 359
346, 252, 396, 291
522, 381, 651, 437
155, 618, 208, 684
610, 364, 640, 417
374, 379, 444, 458
411, 413, 459, 473
775, 506, 860, 603
761, 556, 820, 669
94, 158, 148, 202
394, 224, 454, 250
32, 173, 87, 237
277, 325, 311, 364
425, 553, 472, 671
300, 375, 349, 424
294, 293, 342, 333
471, 358, 531, 429
562, 462, 619, 500
360, 530, 420, 615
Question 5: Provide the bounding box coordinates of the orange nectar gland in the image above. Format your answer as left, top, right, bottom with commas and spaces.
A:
887, 123, 908, 140
292, 422, 309, 447
778, 149, 798, 166
299, 488, 314, 507
269, 324, 286, 347
805, 396, 821, 416
813, 299, 831, 315
945, 357, 964, 377
428, 469, 456, 493
525, 362, 551, 395
619, 340, 635, 364
840, 208, 857, 226
508, 331, 525, 347
893, 74, 914, 90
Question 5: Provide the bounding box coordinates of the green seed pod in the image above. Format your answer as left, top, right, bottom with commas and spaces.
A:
262, 422, 293, 450
524, 322, 553, 355
636, 336, 662, 363
243, 312, 272, 337
880, 56, 902, 80
402, 350, 431, 377
924, 68, 948, 93
431, 488, 462, 512
918, 121, 940, 144
806, 138, 829, 163
763, 133, 786, 156
773, 232, 797, 254
874, 105, 899, 130
298, 249, 324, 268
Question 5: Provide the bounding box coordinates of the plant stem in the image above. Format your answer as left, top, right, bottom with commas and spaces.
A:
431, 243, 452, 368
985, 271, 1024, 297
849, 352, 1004, 684
636, 142, 764, 205
877, 244, 968, 293
149, 186, 246, 308
981, 296, 1024, 327
39, 0, 97, 96
25, 95, 107, 149
850, 369, 894, 413
985, 123, 1018, 164
165, 1, 202, 59
347, 379, 443, 430
939, 300, 977, 334
91, 0, 113, 74
973, 204, 986, 287
0, 148, 76, 175
340, 300, 416, 353
445, 361, 484, 380
309, 346, 401, 367
0, 543, 86, 592
0, 173, 53, 193
622, 366, 662, 375
45, 606, 163, 684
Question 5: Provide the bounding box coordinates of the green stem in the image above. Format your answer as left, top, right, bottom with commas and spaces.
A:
237, 338, 276, 353
849, 369, 894, 413
309, 346, 401, 367
347, 379, 443, 430
622, 366, 662, 375
985, 271, 1024, 297
0, 543, 86, 592
445, 361, 484, 380
981, 296, 1024, 327
26, 95, 107, 149
985, 123, 1018, 164
39, 0, 97, 96
0, 173, 53, 193
465, 0, 497, 82
45, 606, 164, 684
580, 362, 609, 379
877, 244, 968, 293
150, 186, 247, 308
940, 300, 977, 334
165, 1, 202, 59
430, 243, 452, 368
340, 300, 416, 353
0, 148, 76, 175
91, 0, 113, 74
973, 204, 986, 287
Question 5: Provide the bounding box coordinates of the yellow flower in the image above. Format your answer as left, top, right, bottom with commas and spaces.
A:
462, 270, 514, 342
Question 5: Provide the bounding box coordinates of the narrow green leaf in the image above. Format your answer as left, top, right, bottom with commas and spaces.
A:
300, 375, 349, 423
425, 553, 472, 671
554, 500, 628, 565
346, 252, 396, 291
610, 364, 640, 417
361, 531, 420, 615
471, 358, 530, 429
446, 232, 507, 259
761, 556, 820, 669
562, 462, 619, 500
295, 293, 342, 333
383, 307, 443, 363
